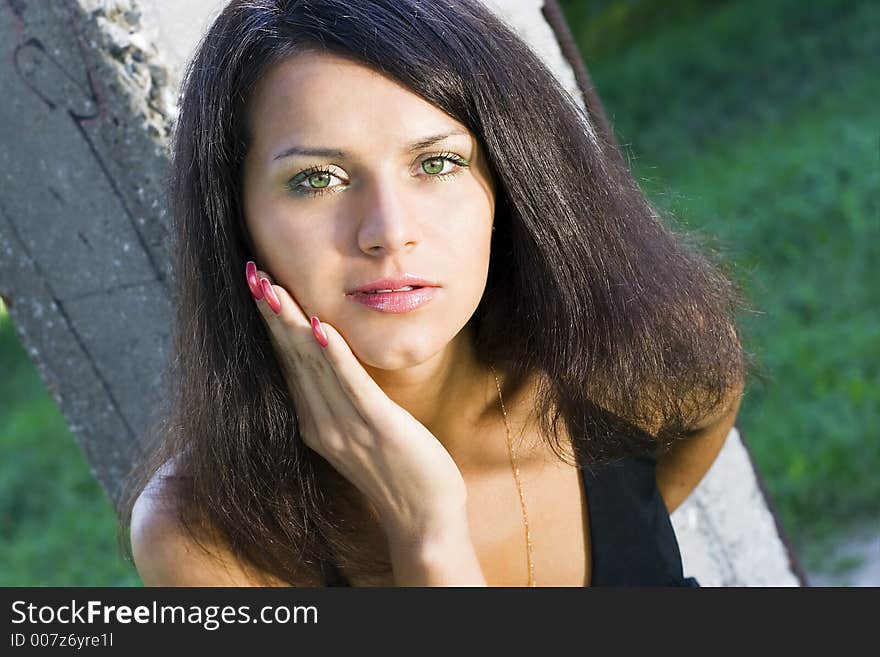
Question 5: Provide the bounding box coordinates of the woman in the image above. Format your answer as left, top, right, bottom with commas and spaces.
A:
121, 0, 752, 587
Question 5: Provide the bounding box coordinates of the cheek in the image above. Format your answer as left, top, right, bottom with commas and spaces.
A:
246, 192, 312, 258
268, 222, 324, 275
246, 205, 329, 293
437, 227, 492, 313
243, 171, 323, 259
443, 197, 493, 269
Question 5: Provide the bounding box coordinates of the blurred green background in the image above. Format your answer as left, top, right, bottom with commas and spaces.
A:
1, 0, 877, 585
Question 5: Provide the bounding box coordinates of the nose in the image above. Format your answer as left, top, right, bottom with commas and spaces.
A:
356, 177, 421, 256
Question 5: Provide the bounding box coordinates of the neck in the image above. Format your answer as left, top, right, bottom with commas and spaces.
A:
360, 324, 530, 472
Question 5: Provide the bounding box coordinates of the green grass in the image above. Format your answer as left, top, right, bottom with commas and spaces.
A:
655, 73, 880, 552
0, 300, 141, 586
575, 0, 879, 170
561, 0, 879, 562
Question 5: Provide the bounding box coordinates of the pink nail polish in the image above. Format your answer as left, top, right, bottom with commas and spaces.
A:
311, 316, 329, 348
246, 261, 263, 300
260, 278, 281, 314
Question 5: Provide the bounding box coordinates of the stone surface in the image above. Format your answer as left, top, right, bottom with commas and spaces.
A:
0, 0, 174, 503
671, 428, 802, 586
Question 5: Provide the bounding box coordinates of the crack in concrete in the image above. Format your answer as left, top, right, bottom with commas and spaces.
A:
0, 198, 138, 444
61, 277, 162, 303
7, 1, 169, 293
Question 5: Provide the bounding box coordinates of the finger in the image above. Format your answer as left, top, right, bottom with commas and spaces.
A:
247, 267, 314, 349
312, 319, 387, 426
263, 320, 344, 459
288, 374, 332, 453
284, 346, 369, 466
245, 260, 264, 300
257, 269, 309, 327
246, 267, 358, 441
246, 263, 280, 329
243, 263, 374, 453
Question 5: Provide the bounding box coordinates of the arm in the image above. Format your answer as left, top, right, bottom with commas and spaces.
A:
131, 463, 487, 586
655, 380, 745, 515
385, 505, 487, 587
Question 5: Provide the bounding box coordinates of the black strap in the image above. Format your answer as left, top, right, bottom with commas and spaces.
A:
581, 453, 698, 586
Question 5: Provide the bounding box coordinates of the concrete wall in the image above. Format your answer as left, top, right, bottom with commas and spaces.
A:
1, 0, 176, 503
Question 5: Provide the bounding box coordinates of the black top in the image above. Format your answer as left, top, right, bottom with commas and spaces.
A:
583, 452, 698, 586
324, 452, 698, 587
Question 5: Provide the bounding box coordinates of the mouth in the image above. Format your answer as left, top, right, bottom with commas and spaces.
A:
346, 274, 440, 296
354, 285, 425, 295
346, 286, 438, 313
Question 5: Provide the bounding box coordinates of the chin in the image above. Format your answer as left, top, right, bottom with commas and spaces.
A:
346, 327, 448, 371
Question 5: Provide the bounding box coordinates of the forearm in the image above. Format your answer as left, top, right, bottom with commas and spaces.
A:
384, 508, 487, 587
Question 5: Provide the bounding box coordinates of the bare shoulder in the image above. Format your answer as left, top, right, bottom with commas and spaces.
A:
682, 375, 745, 434
130, 457, 320, 587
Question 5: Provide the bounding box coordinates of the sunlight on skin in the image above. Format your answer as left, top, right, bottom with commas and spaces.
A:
239, 50, 537, 472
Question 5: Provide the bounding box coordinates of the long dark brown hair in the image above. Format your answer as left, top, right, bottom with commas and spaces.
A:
118, 0, 755, 585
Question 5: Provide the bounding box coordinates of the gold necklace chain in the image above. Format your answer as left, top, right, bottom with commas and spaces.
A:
490, 364, 536, 587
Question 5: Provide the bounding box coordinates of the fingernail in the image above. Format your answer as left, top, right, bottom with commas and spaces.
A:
311, 316, 329, 348
246, 261, 263, 300
260, 278, 281, 314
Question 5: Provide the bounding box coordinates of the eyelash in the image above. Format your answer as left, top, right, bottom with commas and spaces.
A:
287, 151, 471, 197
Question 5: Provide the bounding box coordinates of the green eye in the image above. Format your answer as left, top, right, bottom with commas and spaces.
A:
288, 152, 470, 198
287, 166, 342, 197
307, 172, 331, 189
422, 157, 446, 175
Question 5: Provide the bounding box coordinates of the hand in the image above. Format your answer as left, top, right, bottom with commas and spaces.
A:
244, 261, 468, 541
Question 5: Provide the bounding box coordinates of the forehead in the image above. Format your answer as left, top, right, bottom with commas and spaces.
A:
247, 51, 467, 153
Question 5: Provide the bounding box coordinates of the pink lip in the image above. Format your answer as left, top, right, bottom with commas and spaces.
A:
347, 274, 439, 295
347, 287, 438, 313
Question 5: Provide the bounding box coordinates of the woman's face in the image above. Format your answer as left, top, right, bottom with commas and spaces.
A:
242, 51, 496, 370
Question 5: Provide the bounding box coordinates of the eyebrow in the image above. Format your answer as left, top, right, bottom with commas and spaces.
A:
271, 129, 470, 161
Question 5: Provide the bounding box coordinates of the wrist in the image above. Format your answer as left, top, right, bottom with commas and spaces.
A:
383, 506, 487, 586
382, 499, 470, 551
